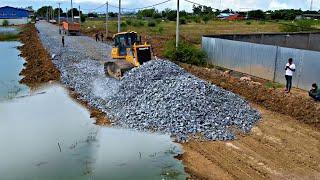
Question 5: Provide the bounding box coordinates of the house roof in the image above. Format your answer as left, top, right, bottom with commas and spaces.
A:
0, 6, 29, 12
217, 13, 235, 17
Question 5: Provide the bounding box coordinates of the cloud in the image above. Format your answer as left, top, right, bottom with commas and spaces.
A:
268, 0, 290, 10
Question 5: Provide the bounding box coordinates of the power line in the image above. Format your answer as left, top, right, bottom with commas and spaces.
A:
127, 0, 172, 10
183, 0, 218, 10
82, 0, 172, 12
82, 3, 106, 11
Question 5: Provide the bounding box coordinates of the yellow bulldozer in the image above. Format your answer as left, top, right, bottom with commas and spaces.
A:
104, 31, 154, 80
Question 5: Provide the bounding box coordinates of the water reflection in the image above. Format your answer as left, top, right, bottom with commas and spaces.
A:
0, 27, 19, 34
0, 85, 186, 179
0, 41, 29, 101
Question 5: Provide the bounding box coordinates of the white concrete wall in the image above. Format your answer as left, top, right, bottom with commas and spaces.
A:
0, 18, 30, 25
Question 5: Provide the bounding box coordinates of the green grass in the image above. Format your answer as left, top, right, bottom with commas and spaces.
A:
0, 33, 19, 41
264, 81, 284, 89
81, 19, 283, 44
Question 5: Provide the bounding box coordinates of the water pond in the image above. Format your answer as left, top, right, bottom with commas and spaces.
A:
0, 42, 187, 179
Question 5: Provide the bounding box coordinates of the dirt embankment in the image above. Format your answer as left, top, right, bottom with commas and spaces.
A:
180, 63, 320, 129
19, 24, 60, 88
19, 24, 109, 125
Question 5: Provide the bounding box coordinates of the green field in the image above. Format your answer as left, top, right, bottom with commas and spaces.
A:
81, 19, 284, 44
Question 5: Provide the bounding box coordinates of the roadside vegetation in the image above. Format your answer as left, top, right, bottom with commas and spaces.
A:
164, 40, 206, 65
2, 19, 9, 26
0, 33, 19, 41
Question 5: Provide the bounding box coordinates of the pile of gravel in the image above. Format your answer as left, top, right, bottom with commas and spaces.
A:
36, 22, 260, 142
106, 60, 261, 142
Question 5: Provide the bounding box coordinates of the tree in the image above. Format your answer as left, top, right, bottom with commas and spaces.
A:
137, 8, 157, 18
88, 12, 98, 18
54, 8, 63, 17
108, 12, 117, 18
67, 8, 80, 17
192, 5, 202, 15
248, 10, 265, 19
37, 6, 53, 17
202, 15, 210, 24
202, 6, 213, 15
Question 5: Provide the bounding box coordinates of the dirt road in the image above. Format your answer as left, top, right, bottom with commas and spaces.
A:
183, 105, 320, 179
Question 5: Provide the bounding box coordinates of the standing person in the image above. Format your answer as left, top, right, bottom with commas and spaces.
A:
95, 33, 99, 42
309, 83, 320, 101
285, 58, 296, 93
100, 32, 104, 42
62, 35, 65, 47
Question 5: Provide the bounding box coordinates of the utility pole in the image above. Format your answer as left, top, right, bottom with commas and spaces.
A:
118, 0, 121, 33
47, 6, 49, 21
71, 0, 74, 22
58, 3, 61, 34
106, 2, 109, 40
66, 8, 68, 21
310, 0, 314, 11
52, 6, 54, 20
79, 5, 81, 25
176, 0, 180, 48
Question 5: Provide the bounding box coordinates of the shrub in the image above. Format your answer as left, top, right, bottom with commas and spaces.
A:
155, 18, 162, 24
132, 20, 145, 27
2, 20, 9, 26
148, 20, 157, 27
80, 15, 86, 23
158, 26, 164, 34
164, 40, 207, 66
202, 15, 211, 24
180, 17, 187, 25
259, 21, 265, 25
120, 22, 127, 28
245, 21, 252, 25
194, 16, 201, 23
126, 19, 132, 25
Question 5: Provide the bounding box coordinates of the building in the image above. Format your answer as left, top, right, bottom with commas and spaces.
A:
217, 13, 234, 20
226, 14, 245, 21
0, 6, 30, 25
217, 13, 244, 20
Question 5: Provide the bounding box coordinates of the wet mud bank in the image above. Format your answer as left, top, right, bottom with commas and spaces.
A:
18, 24, 109, 125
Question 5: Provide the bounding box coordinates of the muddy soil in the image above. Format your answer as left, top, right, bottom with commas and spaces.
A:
182, 105, 320, 179
19, 24, 109, 125
19, 24, 60, 88
180, 63, 320, 129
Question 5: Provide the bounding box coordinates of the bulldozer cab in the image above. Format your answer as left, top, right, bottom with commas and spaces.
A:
114, 32, 140, 56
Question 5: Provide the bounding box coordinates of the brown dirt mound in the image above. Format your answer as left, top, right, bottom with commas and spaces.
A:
180, 63, 320, 129
19, 24, 60, 88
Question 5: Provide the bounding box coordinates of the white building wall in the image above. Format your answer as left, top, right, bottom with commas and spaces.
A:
0, 18, 30, 25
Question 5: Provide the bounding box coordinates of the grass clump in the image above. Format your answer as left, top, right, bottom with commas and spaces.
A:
132, 20, 145, 27
0, 33, 19, 41
264, 82, 284, 89
2, 20, 9, 26
148, 20, 157, 27
164, 40, 207, 66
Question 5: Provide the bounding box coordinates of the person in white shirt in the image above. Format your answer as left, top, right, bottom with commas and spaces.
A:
285, 58, 296, 93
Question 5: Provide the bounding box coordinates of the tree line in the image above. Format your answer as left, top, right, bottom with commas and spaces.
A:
36, 5, 320, 21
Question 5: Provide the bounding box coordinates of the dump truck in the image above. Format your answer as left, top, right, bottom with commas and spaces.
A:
61, 21, 80, 36
104, 31, 154, 80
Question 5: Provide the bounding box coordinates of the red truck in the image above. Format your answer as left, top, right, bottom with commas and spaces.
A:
62, 21, 80, 35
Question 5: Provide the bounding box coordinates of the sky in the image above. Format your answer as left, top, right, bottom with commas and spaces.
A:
0, 0, 318, 13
